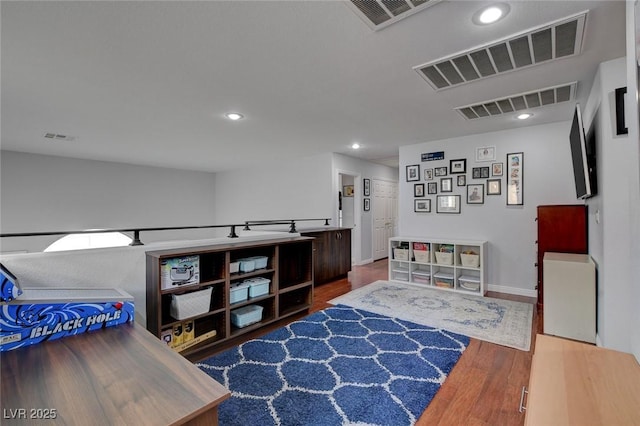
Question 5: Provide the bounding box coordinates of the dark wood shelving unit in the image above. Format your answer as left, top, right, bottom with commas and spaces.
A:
146, 236, 314, 358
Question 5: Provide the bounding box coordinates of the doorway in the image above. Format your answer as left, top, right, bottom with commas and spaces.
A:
372, 179, 397, 260
338, 171, 360, 264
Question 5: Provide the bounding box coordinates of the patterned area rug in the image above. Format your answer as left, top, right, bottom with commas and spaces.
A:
329, 280, 533, 351
197, 305, 469, 426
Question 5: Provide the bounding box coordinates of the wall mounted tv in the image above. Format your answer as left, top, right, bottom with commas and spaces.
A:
569, 103, 597, 199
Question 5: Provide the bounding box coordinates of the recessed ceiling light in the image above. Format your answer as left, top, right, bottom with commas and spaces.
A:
225, 112, 244, 121
517, 113, 533, 120
473, 3, 510, 25
351, 143, 361, 150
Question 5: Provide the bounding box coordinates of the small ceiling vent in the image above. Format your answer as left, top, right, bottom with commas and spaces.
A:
346, 0, 444, 31
44, 133, 76, 141
455, 82, 577, 120
414, 11, 587, 90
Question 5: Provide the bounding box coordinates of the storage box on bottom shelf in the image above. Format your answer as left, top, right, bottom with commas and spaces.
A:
391, 266, 409, 281
412, 270, 431, 284
231, 305, 263, 328
0, 288, 134, 352
458, 275, 481, 292
433, 272, 454, 289
170, 286, 212, 320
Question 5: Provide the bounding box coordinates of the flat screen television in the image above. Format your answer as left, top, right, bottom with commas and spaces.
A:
569, 103, 596, 199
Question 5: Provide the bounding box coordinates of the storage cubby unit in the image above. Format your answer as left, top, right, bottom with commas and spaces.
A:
389, 237, 487, 296
146, 236, 314, 358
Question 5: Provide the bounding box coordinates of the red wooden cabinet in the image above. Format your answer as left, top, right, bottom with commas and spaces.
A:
536, 205, 588, 308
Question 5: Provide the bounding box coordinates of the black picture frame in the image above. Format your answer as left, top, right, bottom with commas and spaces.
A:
487, 179, 501, 195
457, 175, 466, 186
436, 195, 461, 214
506, 152, 524, 205
363, 178, 370, 196
440, 177, 453, 193
424, 169, 433, 180
414, 183, 425, 197
427, 182, 438, 194
414, 198, 431, 213
492, 162, 503, 176
449, 159, 466, 174
406, 164, 420, 182
467, 184, 484, 204
364, 198, 370, 211
472, 166, 490, 179
434, 166, 448, 177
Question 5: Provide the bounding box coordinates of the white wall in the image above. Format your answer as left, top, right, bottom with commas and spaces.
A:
584, 54, 639, 354
399, 122, 579, 296
1, 151, 218, 252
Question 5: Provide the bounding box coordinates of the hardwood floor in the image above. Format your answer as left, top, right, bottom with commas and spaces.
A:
193, 258, 541, 425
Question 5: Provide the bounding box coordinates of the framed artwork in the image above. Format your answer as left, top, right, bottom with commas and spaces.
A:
436, 195, 461, 214
427, 182, 438, 194
364, 198, 370, 211
343, 185, 354, 197
449, 159, 466, 174
472, 166, 490, 179
492, 162, 503, 176
414, 198, 431, 213
424, 168, 433, 180
487, 179, 501, 195
457, 175, 466, 186
363, 178, 370, 196
434, 166, 448, 177
476, 146, 496, 162
406, 164, 420, 182
414, 183, 425, 197
467, 184, 484, 204
440, 177, 453, 193
506, 152, 524, 205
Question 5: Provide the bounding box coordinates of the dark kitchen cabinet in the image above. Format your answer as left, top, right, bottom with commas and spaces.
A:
301, 228, 352, 285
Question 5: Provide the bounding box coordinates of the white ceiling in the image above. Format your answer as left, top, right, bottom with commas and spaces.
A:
1, 1, 627, 172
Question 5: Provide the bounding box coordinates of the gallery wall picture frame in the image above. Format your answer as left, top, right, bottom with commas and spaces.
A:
414, 198, 431, 213
472, 166, 490, 179
506, 152, 524, 205
476, 146, 496, 162
436, 195, 461, 214
424, 168, 433, 180
363, 178, 370, 196
492, 162, 503, 176
434, 166, 448, 177
457, 175, 466, 186
414, 183, 425, 197
427, 182, 438, 194
487, 179, 501, 195
440, 177, 453, 193
467, 184, 484, 204
406, 164, 420, 182
449, 159, 467, 174
364, 198, 370, 211
343, 185, 354, 197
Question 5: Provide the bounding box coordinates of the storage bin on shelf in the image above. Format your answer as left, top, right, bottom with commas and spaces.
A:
393, 248, 409, 261
245, 277, 270, 298
230, 282, 250, 304
458, 275, 481, 292
229, 261, 240, 274
413, 250, 430, 263
412, 269, 431, 284
237, 258, 256, 273
246, 256, 268, 269
435, 252, 453, 265
460, 253, 480, 268
392, 266, 409, 281
231, 304, 263, 328
433, 272, 454, 289
170, 286, 212, 320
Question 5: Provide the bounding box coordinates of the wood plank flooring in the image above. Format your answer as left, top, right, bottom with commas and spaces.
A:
193, 258, 541, 425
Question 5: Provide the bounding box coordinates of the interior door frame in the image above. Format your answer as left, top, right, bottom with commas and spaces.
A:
371, 178, 398, 261
335, 169, 361, 265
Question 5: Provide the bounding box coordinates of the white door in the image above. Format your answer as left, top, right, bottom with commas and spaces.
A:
372, 180, 397, 260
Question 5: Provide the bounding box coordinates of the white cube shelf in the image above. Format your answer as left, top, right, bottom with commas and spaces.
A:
389, 237, 487, 296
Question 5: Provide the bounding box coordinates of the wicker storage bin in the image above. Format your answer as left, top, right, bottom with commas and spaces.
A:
170, 286, 212, 320
413, 250, 430, 263
393, 248, 409, 261
435, 252, 453, 265
460, 253, 480, 268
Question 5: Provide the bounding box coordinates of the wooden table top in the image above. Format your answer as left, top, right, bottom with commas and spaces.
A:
1, 322, 229, 425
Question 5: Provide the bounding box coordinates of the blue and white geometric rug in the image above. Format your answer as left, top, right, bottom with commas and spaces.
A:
196, 305, 469, 426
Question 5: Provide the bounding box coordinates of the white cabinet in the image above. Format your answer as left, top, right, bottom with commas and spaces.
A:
389, 237, 488, 296
543, 252, 596, 343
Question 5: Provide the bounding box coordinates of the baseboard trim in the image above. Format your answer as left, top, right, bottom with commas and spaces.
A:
357, 258, 374, 266
487, 284, 537, 298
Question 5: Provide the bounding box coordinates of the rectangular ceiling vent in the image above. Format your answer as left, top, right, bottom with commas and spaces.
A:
455, 82, 577, 120
414, 11, 587, 91
346, 0, 444, 31
44, 133, 76, 141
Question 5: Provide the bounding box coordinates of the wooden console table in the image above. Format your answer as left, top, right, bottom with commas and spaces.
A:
1, 323, 230, 425
524, 334, 640, 425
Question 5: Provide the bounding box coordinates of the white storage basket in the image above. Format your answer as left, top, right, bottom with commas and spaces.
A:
435, 252, 453, 265
170, 286, 212, 320
393, 248, 409, 261
460, 253, 480, 268
413, 250, 430, 263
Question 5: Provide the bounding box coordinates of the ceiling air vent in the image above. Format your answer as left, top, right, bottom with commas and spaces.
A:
455, 82, 577, 120
43, 133, 76, 141
346, 0, 444, 31
414, 11, 587, 90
